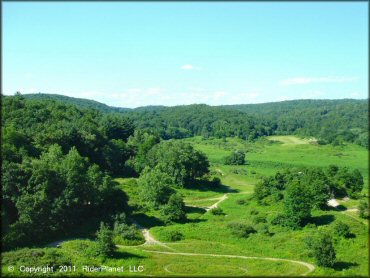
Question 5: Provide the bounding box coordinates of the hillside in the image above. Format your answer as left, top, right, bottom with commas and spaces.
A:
5, 93, 368, 148
21, 93, 130, 113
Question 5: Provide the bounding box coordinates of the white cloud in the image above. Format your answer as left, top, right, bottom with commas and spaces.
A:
180, 64, 202, 70
279, 76, 357, 86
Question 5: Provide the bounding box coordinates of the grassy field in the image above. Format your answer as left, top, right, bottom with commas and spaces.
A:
2, 136, 368, 277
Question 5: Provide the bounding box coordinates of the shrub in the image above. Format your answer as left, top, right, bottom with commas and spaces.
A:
113, 223, 144, 245
96, 222, 116, 257
236, 199, 246, 205
359, 200, 369, 219
160, 194, 187, 224
252, 216, 267, 224
249, 208, 259, 215
163, 230, 184, 242
210, 207, 225, 215
333, 221, 351, 238
255, 224, 270, 236
271, 214, 287, 226
305, 232, 336, 267
228, 222, 256, 238
224, 150, 245, 165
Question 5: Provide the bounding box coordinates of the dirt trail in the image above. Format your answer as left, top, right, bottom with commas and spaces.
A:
132, 221, 176, 251
145, 250, 315, 276
206, 194, 228, 211
327, 198, 367, 225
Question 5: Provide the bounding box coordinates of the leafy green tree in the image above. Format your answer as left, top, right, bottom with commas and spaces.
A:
146, 141, 209, 186
160, 193, 187, 224
138, 166, 174, 208
224, 150, 245, 165
96, 222, 116, 257
284, 179, 312, 229
333, 221, 351, 238
306, 232, 336, 267
100, 113, 134, 141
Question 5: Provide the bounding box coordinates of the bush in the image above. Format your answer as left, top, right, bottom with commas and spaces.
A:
228, 222, 256, 238
305, 232, 336, 267
160, 194, 187, 224
236, 199, 246, 205
271, 214, 287, 226
2, 248, 72, 268
249, 208, 259, 215
224, 150, 245, 165
96, 222, 116, 257
359, 200, 369, 219
113, 223, 144, 245
210, 207, 225, 215
163, 230, 184, 242
255, 224, 270, 236
333, 221, 351, 238
252, 216, 267, 224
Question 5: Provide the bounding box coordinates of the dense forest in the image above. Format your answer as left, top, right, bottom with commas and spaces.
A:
23, 93, 369, 147
1, 93, 368, 252
1, 94, 210, 250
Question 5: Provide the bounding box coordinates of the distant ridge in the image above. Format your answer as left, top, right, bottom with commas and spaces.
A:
21, 93, 130, 113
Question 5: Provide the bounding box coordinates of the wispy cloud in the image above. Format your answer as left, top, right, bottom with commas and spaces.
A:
279, 76, 357, 86
180, 64, 202, 70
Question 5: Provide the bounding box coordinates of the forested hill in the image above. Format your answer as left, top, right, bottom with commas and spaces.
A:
4, 93, 368, 148
21, 93, 129, 113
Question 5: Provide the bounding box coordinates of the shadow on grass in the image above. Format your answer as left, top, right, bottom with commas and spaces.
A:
323, 204, 347, 212
187, 179, 238, 193
132, 213, 164, 229
308, 214, 335, 226
112, 250, 146, 260
185, 206, 207, 214
333, 261, 359, 271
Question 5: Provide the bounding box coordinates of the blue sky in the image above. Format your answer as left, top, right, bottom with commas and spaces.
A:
3, 2, 368, 108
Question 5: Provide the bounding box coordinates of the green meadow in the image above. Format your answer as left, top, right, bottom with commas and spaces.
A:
2, 136, 368, 277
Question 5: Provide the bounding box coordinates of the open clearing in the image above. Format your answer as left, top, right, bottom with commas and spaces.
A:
2, 136, 368, 277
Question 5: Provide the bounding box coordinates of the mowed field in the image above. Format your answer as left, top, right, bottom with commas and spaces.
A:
2, 136, 368, 277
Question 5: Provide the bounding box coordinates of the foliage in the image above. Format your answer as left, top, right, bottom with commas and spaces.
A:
227, 222, 256, 238
333, 221, 351, 239
96, 222, 116, 257
210, 207, 225, 215
305, 232, 336, 267
358, 200, 369, 219
162, 230, 185, 242
2, 145, 126, 250
138, 166, 174, 208
113, 223, 144, 245
160, 193, 187, 224
145, 140, 210, 186
283, 179, 313, 229
224, 150, 246, 165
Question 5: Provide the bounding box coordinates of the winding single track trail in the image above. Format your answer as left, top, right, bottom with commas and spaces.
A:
144, 250, 315, 276
130, 194, 315, 276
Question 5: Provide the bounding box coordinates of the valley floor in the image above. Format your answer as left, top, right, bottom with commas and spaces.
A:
2, 136, 369, 276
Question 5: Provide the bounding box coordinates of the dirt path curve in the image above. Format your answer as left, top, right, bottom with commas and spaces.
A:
327, 199, 367, 225
145, 250, 315, 276
132, 221, 176, 251
206, 193, 228, 211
